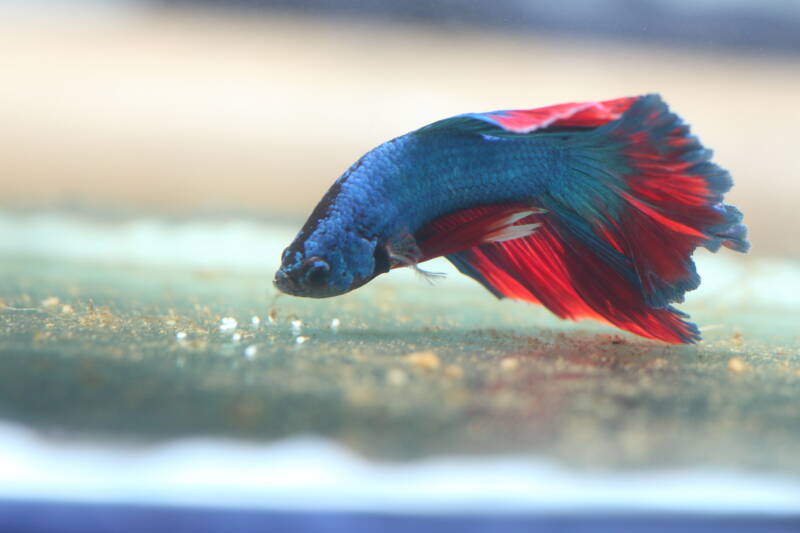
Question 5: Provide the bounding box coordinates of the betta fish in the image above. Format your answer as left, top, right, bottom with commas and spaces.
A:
274, 94, 748, 343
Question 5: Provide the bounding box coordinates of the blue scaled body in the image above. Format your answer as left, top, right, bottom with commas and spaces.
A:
278, 128, 580, 294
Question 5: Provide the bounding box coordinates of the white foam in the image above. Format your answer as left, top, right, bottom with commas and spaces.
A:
0, 421, 797, 514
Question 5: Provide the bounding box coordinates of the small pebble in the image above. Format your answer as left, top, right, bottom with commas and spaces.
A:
444, 364, 464, 379
175, 331, 188, 341
231, 332, 242, 343
330, 318, 341, 331
295, 335, 310, 345
501, 358, 519, 371
405, 350, 440, 371
386, 368, 408, 386
291, 319, 303, 336
220, 317, 238, 332
648, 358, 669, 370
251, 315, 261, 326
728, 357, 749, 374
268, 309, 278, 324
61, 304, 74, 314
244, 345, 258, 359
41, 297, 60, 308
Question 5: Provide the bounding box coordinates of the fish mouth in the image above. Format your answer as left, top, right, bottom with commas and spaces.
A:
273, 268, 341, 298
273, 268, 372, 298
273, 269, 300, 295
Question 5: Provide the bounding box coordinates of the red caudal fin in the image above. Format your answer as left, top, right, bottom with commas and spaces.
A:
579, 94, 750, 307
413, 95, 748, 343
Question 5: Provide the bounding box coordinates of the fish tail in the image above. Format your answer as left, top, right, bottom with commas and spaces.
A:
532, 94, 749, 341
577, 94, 748, 299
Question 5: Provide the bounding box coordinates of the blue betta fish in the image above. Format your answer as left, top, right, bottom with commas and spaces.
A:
274, 95, 748, 343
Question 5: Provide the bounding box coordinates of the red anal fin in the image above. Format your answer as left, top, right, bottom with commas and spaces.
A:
452, 216, 699, 344
415, 204, 545, 261
412, 203, 699, 343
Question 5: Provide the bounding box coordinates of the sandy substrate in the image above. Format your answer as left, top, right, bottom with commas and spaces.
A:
1, 5, 799, 256
0, 212, 799, 471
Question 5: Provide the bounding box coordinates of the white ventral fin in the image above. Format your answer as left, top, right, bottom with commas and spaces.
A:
482, 208, 546, 243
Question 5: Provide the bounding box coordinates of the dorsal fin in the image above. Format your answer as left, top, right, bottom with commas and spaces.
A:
416, 97, 637, 136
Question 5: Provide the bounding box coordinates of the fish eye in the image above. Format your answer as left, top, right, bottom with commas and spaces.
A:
302, 257, 330, 287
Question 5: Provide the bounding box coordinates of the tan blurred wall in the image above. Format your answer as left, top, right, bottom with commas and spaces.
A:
1, 6, 798, 256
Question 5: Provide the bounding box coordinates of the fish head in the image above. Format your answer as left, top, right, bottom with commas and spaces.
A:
274, 223, 390, 299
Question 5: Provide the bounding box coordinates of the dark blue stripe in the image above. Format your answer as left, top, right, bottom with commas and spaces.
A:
0, 500, 798, 533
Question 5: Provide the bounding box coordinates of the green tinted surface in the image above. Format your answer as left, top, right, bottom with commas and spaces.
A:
1, 251, 799, 473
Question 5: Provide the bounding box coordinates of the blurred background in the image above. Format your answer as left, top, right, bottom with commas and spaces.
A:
2, 1, 800, 531
1, 0, 799, 256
